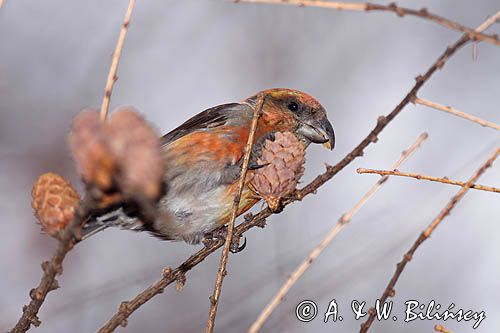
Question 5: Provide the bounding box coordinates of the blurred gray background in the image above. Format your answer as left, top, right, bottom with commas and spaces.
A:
1, 1, 499, 332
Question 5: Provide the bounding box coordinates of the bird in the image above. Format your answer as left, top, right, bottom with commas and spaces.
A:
83, 88, 335, 245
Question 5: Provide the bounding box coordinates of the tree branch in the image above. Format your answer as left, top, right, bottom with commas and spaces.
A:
205, 95, 265, 333
359, 15, 500, 333
413, 97, 500, 131
10, 196, 94, 333
357, 168, 500, 193
95, 8, 493, 330
10, 2, 138, 332
247, 132, 428, 333
100, 0, 136, 121
359, 145, 500, 333
234, 0, 500, 47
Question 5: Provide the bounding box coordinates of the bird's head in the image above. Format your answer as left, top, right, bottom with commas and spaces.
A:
247, 88, 335, 150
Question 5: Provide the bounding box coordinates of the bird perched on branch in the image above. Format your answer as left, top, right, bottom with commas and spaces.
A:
83, 88, 335, 245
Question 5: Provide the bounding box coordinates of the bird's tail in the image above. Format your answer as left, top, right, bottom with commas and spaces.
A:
81, 208, 145, 240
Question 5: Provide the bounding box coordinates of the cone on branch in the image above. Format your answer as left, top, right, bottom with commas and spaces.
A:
107, 107, 165, 200
31, 173, 80, 237
68, 107, 165, 208
68, 110, 116, 191
250, 132, 306, 212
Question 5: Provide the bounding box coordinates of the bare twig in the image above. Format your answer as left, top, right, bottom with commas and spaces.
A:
413, 97, 500, 131
357, 14, 500, 333
247, 133, 428, 333
10, 196, 94, 333
294, 9, 500, 200
97, 9, 500, 332
100, 0, 136, 121
11, 2, 138, 332
205, 95, 265, 333
357, 168, 500, 193
359, 146, 499, 333
234, 0, 500, 47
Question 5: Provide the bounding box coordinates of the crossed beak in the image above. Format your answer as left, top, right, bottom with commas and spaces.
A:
297, 117, 335, 150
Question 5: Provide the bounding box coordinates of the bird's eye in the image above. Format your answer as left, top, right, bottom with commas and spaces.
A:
288, 102, 299, 112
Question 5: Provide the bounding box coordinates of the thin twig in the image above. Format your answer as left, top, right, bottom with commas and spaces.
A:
247, 132, 428, 333
357, 168, 500, 193
357, 13, 500, 333
359, 146, 500, 333
10, 196, 94, 333
295, 9, 500, 200
100, 0, 136, 121
11, 2, 138, 332
205, 95, 265, 333
234, 0, 500, 47
96, 9, 500, 332
414, 97, 500, 131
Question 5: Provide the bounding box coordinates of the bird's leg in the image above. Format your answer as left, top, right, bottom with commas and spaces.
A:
202, 226, 226, 248
203, 225, 226, 242
202, 226, 247, 253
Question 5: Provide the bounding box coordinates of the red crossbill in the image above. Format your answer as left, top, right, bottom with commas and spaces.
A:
84, 88, 335, 245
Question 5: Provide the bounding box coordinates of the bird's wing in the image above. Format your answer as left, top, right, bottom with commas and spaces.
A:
161, 103, 249, 145
160, 102, 256, 189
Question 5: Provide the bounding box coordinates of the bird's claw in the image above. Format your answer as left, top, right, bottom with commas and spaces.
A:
202, 237, 216, 248
230, 236, 247, 253
203, 226, 226, 248
203, 227, 247, 253
248, 162, 270, 170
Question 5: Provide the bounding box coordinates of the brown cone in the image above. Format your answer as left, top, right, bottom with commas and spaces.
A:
68, 109, 116, 191
31, 173, 80, 236
250, 132, 305, 212
107, 107, 165, 201
68, 107, 165, 204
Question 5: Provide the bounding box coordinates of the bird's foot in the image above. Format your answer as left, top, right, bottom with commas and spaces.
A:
202, 226, 227, 248
203, 226, 247, 253
230, 236, 247, 253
